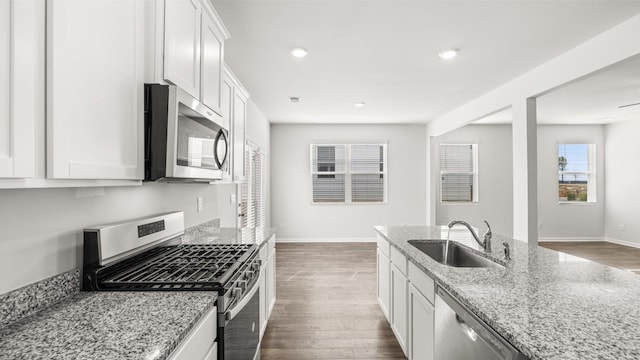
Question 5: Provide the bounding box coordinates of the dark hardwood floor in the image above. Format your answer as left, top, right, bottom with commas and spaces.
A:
260, 242, 406, 360
539, 241, 640, 274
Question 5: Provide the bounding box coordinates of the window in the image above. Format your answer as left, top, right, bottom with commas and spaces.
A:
558, 143, 595, 203
440, 144, 478, 202
240, 143, 266, 242
310, 143, 386, 203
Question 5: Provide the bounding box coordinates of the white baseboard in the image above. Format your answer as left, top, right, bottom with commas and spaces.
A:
605, 237, 640, 249
276, 237, 376, 243
538, 237, 604, 242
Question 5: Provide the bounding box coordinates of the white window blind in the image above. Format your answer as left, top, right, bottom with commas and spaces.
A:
310, 143, 386, 204
558, 143, 595, 203
351, 144, 385, 202
440, 144, 478, 202
240, 144, 267, 242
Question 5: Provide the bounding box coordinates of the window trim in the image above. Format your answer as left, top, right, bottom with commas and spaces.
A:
439, 143, 479, 204
310, 142, 388, 205
558, 143, 596, 204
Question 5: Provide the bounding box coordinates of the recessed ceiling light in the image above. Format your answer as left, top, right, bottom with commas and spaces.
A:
438, 48, 459, 60
291, 47, 308, 58
354, 102, 365, 108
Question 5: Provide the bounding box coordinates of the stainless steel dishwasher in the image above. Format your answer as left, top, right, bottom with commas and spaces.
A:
435, 286, 528, 360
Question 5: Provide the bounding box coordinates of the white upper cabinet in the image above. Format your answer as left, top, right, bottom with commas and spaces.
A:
232, 89, 247, 181
164, 0, 201, 99
222, 65, 249, 182
200, 9, 224, 115
47, 0, 144, 180
163, 0, 228, 114
220, 68, 233, 130
0, 0, 42, 179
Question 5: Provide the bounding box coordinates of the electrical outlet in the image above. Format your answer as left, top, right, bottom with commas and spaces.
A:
619, 224, 625, 232
538, 222, 543, 229
230, 193, 236, 205
197, 197, 203, 212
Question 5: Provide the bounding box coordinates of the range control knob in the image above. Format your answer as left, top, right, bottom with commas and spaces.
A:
252, 262, 260, 272
232, 287, 242, 298
246, 270, 255, 279
238, 280, 247, 290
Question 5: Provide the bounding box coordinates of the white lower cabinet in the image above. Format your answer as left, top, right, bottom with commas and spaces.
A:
409, 284, 434, 360
376, 237, 436, 360
377, 248, 390, 321
168, 305, 217, 360
390, 262, 408, 355
267, 238, 276, 317
259, 234, 277, 340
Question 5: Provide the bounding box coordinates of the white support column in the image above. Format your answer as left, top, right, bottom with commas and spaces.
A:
426, 133, 436, 226
512, 98, 538, 246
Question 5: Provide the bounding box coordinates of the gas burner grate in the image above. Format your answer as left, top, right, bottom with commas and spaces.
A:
96, 244, 255, 291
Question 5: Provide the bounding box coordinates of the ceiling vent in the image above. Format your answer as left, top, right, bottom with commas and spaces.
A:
290, 97, 300, 103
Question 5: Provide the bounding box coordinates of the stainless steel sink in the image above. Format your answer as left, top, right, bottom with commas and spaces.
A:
408, 240, 503, 268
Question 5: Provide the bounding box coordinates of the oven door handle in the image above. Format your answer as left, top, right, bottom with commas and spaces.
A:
225, 270, 262, 321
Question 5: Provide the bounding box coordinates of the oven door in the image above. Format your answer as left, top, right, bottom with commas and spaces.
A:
219, 271, 261, 360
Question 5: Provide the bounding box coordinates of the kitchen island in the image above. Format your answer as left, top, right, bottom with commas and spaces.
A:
375, 225, 640, 360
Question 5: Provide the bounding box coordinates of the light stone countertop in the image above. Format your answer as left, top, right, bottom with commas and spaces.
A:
0, 291, 217, 360
375, 225, 640, 360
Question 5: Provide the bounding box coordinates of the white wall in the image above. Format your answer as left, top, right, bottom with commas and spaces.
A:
433, 125, 514, 237
537, 125, 605, 239
271, 124, 426, 241
0, 183, 220, 294
432, 124, 605, 240
604, 119, 640, 246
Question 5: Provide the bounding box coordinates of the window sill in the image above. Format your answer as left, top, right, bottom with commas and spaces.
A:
558, 201, 597, 205
311, 201, 388, 206
440, 201, 479, 205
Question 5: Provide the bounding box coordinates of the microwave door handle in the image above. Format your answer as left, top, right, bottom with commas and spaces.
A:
225, 270, 262, 321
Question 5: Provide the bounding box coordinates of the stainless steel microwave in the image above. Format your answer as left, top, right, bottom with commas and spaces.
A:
144, 84, 229, 182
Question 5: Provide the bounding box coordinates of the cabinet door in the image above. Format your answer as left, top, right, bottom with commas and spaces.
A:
200, 11, 223, 115
409, 284, 434, 360
391, 263, 408, 354
267, 246, 276, 317
220, 70, 233, 130
232, 91, 247, 181
0, 0, 41, 178
47, 0, 144, 179
259, 259, 267, 339
164, 0, 201, 99
377, 248, 390, 321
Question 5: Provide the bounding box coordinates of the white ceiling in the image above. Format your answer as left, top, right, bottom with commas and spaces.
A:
213, 0, 640, 124
475, 54, 640, 125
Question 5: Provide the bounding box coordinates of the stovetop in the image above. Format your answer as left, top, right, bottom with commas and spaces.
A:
89, 243, 256, 291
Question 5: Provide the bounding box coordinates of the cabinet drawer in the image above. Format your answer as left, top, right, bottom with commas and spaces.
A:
408, 261, 435, 305
377, 234, 390, 257
390, 246, 407, 276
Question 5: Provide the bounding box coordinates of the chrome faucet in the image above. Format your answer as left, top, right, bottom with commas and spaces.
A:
447, 220, 492, 252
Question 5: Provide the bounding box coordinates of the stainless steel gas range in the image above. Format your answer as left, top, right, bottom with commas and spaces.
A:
82, 211, 260, 360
